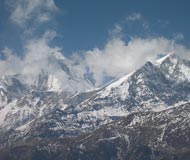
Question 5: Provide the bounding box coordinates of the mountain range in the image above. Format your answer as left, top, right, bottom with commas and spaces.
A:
0, 53, 190, 159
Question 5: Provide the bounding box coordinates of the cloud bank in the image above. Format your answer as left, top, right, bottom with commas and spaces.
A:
77, 37, 190, 86
1, 33, 190, 87
1, 8, 190, 88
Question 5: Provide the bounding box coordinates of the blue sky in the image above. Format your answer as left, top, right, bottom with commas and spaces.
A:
59, 0, 190, 54
0, 0, 190, 86
0, 0, 190, 56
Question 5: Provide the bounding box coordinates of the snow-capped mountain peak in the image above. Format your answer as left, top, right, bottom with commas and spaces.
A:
156, 51, 176, 65
159, 53, 190, 82
72, 54, 190, 126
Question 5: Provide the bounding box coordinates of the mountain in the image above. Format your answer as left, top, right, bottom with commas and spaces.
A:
1, 53, 190, 143
24, 53, 190, 139
33, 53, 94, 92
0, 53, 94, 133
80, 53, 190, 111
0, 53, 190, 159
0, 103, 189, 160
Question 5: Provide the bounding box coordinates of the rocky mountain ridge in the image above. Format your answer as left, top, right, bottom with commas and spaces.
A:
0, 53, 190, 160
0, 103, 189, 160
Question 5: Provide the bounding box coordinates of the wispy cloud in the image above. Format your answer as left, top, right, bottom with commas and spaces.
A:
0, 47, 22, 76
9, 0, 58, 26
109, 24, 123, 39
126, 13, 143, 21
109, 13, 150, 40
126, 12, 149, 30
1, 32, 190, 87
173, 33, 184, 41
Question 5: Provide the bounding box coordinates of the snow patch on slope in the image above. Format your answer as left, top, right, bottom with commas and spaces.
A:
99, 72, 134, 98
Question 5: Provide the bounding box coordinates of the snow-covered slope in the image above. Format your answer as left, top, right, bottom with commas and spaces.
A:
32, 52, 94, 92
66, 54, 190, 127
1, 53, 190, 146
40, 53, 190, 136
0, 53, 95, 132
2, 53, 189, 142
1, 103, 190, 160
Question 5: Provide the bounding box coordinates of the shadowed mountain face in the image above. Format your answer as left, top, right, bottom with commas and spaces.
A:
0, 103, 190, 160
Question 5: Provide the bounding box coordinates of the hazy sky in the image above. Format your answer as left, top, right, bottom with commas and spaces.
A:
0, 0, 190, 86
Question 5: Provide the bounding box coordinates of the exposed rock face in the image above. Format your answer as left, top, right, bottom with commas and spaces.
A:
0, 103, 190, 160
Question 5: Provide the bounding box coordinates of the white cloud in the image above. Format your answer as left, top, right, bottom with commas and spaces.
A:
37, 13, 51, 23
1, 6, 189, 89
109, 24, 123, 38
173, 33, 184, 41
109, 13, 150, 40
0, 30, 64, 84
1, 34, 190, 87
78, 37, 190, 86
0, 30, 95, 92
70, 13, 189, 86
126, 13, 149, 30
0, 47, 23, 76
22, 31, 60, 77
9, 0, 57, 26
126, 13, 143, 21
1, 47, 14, 59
